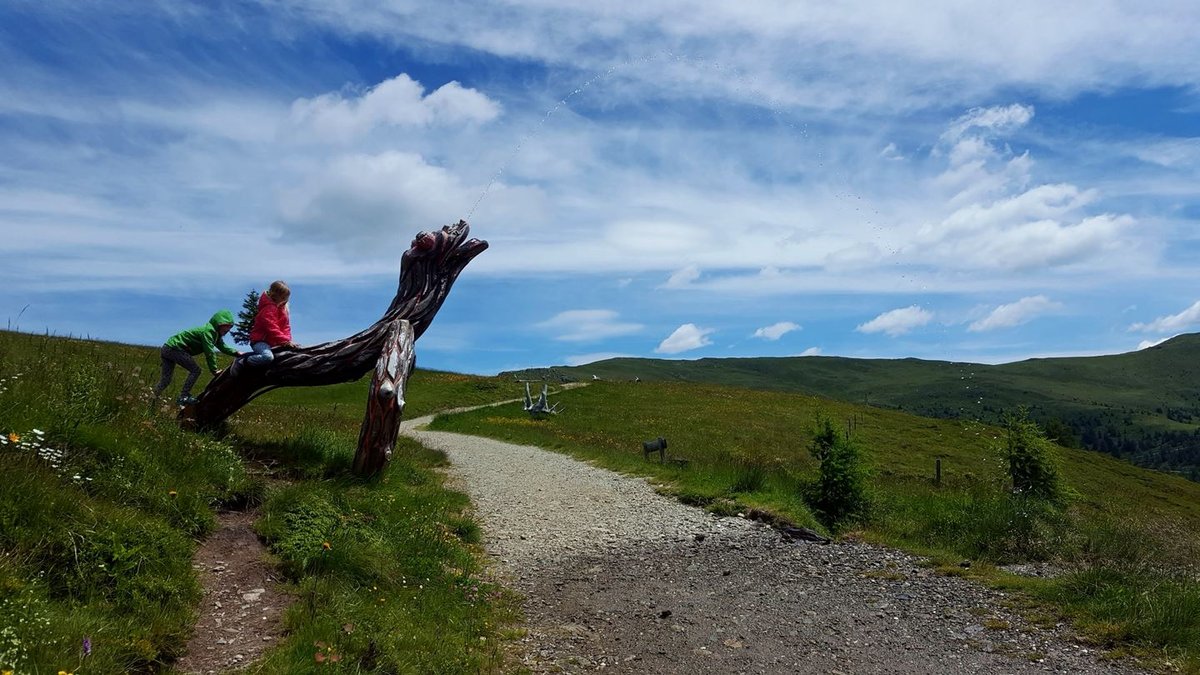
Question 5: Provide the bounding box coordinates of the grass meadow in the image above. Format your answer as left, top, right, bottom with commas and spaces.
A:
0, 330, 519, 673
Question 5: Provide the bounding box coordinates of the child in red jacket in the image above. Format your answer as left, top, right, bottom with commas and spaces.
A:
245, 280, 298, 368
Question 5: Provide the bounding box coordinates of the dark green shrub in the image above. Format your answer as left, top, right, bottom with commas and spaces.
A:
998, 409, 1063, 502
804, 416, 869, 531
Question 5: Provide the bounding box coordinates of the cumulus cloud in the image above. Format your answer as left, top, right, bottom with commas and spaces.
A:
535, 309, 643, 342
857, 306, 934, 337
288, 74, 501, 143
753, 321, 800, 340
655, 323, 714, 354
798, 347, 822, 356
1129, 300, 1200, 333
969, 295, 1063, 332
917, 143, 1136, 272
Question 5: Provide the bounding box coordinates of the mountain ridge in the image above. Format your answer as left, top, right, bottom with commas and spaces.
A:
505, 333, 1200, 478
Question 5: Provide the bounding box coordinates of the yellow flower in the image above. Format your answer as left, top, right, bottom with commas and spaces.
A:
7, 433, 19, 443
168, 490, 178, 497
59, 671, 73, 675
322, 541, 331, 550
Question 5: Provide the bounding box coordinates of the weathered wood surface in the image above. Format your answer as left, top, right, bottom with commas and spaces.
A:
352, 320, 415, 475
180, 220, 486, 474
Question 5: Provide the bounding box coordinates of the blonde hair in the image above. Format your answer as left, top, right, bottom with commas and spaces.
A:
267, 280, 290, 311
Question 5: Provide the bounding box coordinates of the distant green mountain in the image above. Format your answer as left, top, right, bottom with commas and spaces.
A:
506, 334, 1200, 479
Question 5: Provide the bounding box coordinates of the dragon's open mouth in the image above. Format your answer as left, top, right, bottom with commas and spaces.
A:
408, 221, 488, 268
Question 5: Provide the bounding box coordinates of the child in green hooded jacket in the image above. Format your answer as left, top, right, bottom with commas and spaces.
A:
153, 309, 240, 406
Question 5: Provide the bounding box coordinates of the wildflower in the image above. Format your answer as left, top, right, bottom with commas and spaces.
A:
82, 636, 92, 656
7, 433, 18, 443
322, 541, 331, 550
169, 490, 177, 497
32, 429, 44, 436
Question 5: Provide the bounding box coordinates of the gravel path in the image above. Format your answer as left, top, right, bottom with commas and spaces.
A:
401, 412, 1145, 674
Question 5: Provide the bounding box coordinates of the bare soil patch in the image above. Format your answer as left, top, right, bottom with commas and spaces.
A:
175, 510, 288, 674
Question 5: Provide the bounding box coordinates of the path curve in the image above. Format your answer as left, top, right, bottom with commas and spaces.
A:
401, 410, 1142, 674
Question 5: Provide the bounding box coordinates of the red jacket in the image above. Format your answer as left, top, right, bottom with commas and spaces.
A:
249, 292, 292, 346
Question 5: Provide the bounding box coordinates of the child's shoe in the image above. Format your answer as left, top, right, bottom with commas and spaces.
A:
177, 395, 199, 406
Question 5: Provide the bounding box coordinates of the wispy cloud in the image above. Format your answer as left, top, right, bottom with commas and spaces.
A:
656, 323, 714, 354
1137, 336, 1174, 350
752, 321, 800, 340
536, 310, 643, 342
969, 295, 1063, 332
1130, 301, 1200, 333
857, 306, 934, 337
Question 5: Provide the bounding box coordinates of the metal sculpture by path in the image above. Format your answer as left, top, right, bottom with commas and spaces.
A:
180, 220, 487, 475
523, 381, 561, 417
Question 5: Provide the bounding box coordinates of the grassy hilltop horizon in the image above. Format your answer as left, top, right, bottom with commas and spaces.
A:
506, 333, 1200, 480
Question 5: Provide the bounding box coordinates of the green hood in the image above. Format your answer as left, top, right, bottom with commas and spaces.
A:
209, 309, 235, 328
163, 309, 239, 373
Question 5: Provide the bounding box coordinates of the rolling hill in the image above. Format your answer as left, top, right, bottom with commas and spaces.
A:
506, 333, 1200, 479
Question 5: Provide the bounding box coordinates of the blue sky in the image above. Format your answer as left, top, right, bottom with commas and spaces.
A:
2, 1, 1199, 375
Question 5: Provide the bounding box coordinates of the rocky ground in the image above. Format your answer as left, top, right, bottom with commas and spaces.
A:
175, 510, 287, 675
402, 414, 1147, 675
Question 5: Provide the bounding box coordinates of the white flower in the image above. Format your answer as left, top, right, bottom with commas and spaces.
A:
32, 429, 44, 436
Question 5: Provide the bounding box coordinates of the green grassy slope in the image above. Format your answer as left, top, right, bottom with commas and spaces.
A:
0, 330, 517, 673
507, 334, 1200, 477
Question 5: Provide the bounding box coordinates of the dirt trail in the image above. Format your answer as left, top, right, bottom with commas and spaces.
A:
175, 510, 287, 675
401, 411, 1145, 675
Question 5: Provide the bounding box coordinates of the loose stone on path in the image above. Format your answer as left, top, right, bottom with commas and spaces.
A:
402, 411, 1145, 674
176, 510, 288, 675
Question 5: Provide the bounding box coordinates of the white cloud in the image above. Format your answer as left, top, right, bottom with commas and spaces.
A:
798, 347, 822, 356
857, 305, 934, 337
663, 264, 701, 288
278, 1, 1200, 110
916, 182, 1136, 272
942, 104, 1035, 144
1130, 301, 1200, 333
276, 151, 471, 252
969, 295, 1063, 332
288, 74, 501, 143
535, 309, 643, 342
565, 351, 635, 366
655, 323, 714, 354
1137, 336, 1174, 350
753, 321, 800, 340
